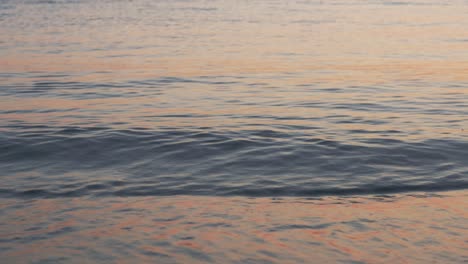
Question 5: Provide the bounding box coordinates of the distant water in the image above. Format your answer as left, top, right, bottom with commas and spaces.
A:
0, 0, 467, 198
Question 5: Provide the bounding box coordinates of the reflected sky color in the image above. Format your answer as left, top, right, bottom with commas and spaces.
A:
1, 0, 467, 140
1, 0, 468, 262
0, 192, 467, 263
2, 0, 468, 77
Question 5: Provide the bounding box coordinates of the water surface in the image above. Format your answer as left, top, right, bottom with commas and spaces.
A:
0, 0, 467, 262
1, 192, 467, 263
1, 0, 467, 197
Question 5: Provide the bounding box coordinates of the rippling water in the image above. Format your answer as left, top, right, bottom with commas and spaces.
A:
1, 0, 467, 262
0, 192, 467, 263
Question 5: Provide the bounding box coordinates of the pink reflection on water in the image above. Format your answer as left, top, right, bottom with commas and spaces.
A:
1, 191, 467, 263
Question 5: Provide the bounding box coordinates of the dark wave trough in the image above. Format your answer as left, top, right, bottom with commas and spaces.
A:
1, 125, 467, 198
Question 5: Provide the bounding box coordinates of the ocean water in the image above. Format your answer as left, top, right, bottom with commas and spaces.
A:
1, 192, 467, 263
0, 0, 467, 263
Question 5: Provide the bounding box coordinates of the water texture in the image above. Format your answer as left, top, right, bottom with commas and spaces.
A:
1, 0, 467, 198
1, 0, 468, 263
0, 193, 467, 264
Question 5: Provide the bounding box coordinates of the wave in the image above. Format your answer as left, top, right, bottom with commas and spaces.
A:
1, 125, 466, 198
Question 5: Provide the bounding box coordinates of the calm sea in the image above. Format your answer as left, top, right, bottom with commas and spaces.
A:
0, 0, 467, 263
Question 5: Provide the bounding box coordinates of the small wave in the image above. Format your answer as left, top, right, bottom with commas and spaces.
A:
1, 125, 466, 198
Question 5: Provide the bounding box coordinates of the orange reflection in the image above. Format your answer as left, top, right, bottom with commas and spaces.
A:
1, 191, 466, 263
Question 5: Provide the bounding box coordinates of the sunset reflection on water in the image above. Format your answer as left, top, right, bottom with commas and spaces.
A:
1, 192, 466, 263
1, 0, 468, 262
